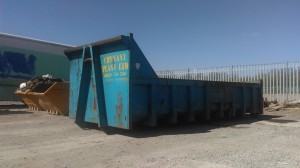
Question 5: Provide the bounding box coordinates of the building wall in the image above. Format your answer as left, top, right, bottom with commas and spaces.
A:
0, 33, 72, 100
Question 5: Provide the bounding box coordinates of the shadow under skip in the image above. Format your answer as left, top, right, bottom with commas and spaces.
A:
77, 114, 283, 138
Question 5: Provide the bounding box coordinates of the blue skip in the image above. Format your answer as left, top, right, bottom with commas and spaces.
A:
64, 34, 263, 130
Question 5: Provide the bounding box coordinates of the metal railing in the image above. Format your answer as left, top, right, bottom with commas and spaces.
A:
156, 61, 300, 103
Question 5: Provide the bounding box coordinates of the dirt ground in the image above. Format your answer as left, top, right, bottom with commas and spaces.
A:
1, 101, 300, 168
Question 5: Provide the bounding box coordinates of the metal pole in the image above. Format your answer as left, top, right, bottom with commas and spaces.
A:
283, 62, 286, 102
192, 69, 194, 80
223, 67, 226, 81
244, 65, 246, 81
207, 68, 209, 81
279, 64, 282, 102
242, 66, 244, 82
221, 67, 224, 81
231, 66, 234, 82
211, 68, 213, 81
288, 63, 292, 100
215, 68, 217, 81
260, 64, 263, 80
232, 66, 234, 82
218, 67, 221, 81
276, 64, 279, 101
245, 65, 248, 81
250, 65, 252, 81
227, 67, 229, 82
199, 68, 201, 80
253, 65, 255, 81
297, 62, 300, 100
256, 65, 258, 81
258, 64, 260, 81
266, 64, 270, 100
244, 65, 246, 82
240, 66, 242, 82
237, 66, 239, 82
249, 65, 251, 81
240, 66, 244, 82
166, 70, 169, 79
214, 68, 215, 81
252, 65, 254, 81
266, 65, 268, 100
207, 68, 208, 81
214, 68, 218, 81
282, 63, 285, 102
272, 64, 275, 100
268, 64, 272, 100
263, 64, 264, 95
229, 66, 231, 82
165, 70, 167, 79
293, 62, 296, 100
262, 65, 265, 95
237, 66, 240, 82
193, 69, 195, 80
213, 68, 216, 81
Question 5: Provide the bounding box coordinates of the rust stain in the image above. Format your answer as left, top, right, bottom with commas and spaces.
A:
93, 98, 97, 111
115, 91, 124, 128
91, 81, 96, 91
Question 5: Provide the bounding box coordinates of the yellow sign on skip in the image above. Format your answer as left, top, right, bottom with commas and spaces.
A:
101, 51, 129, 78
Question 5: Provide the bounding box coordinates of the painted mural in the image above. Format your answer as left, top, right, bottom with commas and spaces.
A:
0, 50, 37, 79
0, 40, 70, 100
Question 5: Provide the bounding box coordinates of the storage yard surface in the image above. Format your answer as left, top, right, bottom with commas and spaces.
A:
1, 102, 300, 168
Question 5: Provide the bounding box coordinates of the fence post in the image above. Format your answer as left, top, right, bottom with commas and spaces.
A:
293, 62, 296, 100
297, 61, 300, 100
280, 64, 282, 102
284, 62, 288, 102
156, 61, 299, 103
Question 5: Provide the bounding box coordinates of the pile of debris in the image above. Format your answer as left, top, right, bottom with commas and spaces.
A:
264, 99, 300, 112
283, 100, 300, 109
264, 99, 278, 108
18, 74, 63, 92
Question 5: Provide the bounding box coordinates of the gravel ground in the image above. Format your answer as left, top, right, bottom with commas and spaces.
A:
1, 102, 300, 168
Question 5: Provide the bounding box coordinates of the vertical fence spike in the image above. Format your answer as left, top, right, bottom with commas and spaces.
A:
156, 61, 299, 103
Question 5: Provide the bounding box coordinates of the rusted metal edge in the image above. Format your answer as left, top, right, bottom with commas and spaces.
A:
64, 35, 124, 56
